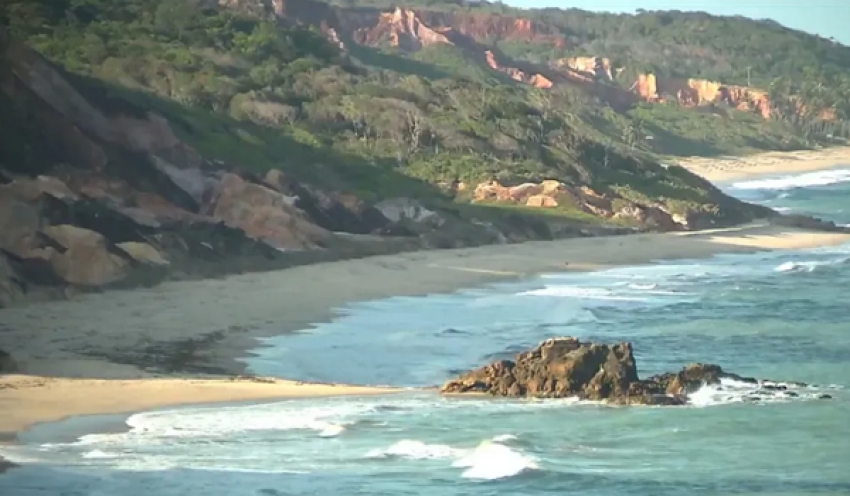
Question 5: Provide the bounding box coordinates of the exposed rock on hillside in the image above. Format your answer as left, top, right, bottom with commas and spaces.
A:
1, 25, 643, 307
472, 179, 704, 231
554, 56, 616, 82
205, 1, 827, 122
632, 74, 771, 118
354, 8, 452, 50
483, 51, 553, 88
440, 337, 826, 405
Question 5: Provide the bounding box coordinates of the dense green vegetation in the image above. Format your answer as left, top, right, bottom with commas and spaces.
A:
1, 0, 844, 224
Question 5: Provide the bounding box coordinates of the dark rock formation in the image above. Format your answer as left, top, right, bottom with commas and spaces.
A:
440, 337, 819, 406
769, 214, 848, 232
0, 349, 16, 373
0, 456, 17, 474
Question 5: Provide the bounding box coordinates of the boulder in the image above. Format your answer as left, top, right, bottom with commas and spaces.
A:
38, 225, 130, 286
614, 202, 680, 231
374, 197, 439, 225
440, 337, 808, 406
264, 170, 394, 235
205, 173, 331, 250
525, 194, 558, 208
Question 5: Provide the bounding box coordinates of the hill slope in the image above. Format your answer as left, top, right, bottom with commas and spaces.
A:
0, 0, 824, 306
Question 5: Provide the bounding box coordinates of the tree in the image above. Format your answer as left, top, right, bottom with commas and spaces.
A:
154, 0, 196, 42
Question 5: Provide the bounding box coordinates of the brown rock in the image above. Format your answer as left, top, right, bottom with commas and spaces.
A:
116, 242, 169, 266
630, 75, 771, 119
525, 194, 558, 208
206, 173, 330, 250
441, 338, 792, 406
39, 225, 130, 286
440, 337, 638, 400
614, 202, 680, 231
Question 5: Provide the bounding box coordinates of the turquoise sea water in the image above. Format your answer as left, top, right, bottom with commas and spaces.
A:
2, 166, 850, 495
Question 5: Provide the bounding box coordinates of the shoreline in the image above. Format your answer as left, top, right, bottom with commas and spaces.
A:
674, 145, 850, 182
2, 147, 850, 450
2, 223, 849, 440
0, 375, 405, 440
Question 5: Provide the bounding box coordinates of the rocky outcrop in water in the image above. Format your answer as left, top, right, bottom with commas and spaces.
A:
768, 214, 850, 233
440, 337, 824, 405
0, 456, 18, 474
0, 349, 16, 373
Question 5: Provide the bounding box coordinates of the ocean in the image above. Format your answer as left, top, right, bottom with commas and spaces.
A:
2, 166, 850, 495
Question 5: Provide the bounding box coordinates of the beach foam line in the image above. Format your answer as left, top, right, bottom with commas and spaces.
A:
426, 264, 521, 276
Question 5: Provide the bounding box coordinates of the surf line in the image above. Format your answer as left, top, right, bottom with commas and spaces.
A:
426, 263, 520, 276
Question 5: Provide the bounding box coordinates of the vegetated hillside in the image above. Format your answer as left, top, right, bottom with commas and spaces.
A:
326, 0, 850, 142
2, 0, 776, 226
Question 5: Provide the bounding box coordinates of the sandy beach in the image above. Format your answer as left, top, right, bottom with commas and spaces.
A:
3, 144, 850, 443
1, 221, 849, 437
675, 145, 850, 182
0, 375, 401, 437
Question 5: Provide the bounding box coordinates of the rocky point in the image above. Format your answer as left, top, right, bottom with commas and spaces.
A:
440, 337, 830, 406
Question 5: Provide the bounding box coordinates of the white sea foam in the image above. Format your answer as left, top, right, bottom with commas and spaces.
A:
65, 400, 380, 450
687, 378, 833, 408
731, 168, 850, 191
518, 286, 650, 301
367, 435, 538, 480
452, 439, 539, 480
774, 256, 848, 273
81, 449, 120, 459
365, 439, 463, 460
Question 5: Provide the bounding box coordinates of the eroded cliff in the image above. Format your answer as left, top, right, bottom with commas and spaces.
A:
631, 74, 771, 118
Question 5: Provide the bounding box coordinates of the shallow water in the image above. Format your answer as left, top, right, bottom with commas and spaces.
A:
2, 166, 850, 495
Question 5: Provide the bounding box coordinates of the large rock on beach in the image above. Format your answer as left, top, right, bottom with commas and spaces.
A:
440, 337, 816, 406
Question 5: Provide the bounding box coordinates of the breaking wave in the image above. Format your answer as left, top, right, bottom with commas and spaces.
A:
730, 168, 850, 191
366, 435, 539, 480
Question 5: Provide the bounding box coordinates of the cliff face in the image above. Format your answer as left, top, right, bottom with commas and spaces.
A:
353, 7, 452, 50
631, 74, 771, 118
